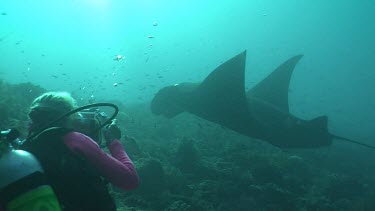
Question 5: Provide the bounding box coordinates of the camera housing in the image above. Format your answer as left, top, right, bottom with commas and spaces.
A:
72, 108, 108, 147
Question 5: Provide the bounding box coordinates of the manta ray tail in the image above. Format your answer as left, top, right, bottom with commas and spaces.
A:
307, 116, 374, 149
333, 135, 375, 149
313, 117, 375, 149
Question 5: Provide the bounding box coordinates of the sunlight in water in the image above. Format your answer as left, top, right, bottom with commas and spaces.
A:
83, 0, 110, 10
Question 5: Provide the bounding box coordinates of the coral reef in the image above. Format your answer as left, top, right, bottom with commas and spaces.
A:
0, 80, 46, 136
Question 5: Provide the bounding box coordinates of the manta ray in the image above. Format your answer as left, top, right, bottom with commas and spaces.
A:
150, 51, 369, 148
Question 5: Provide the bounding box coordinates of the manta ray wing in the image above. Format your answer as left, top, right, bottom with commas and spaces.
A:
248, 55, 303, 113
188, 51, 256, 133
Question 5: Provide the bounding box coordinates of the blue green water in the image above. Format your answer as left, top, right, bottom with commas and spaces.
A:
1, 0, 374, 145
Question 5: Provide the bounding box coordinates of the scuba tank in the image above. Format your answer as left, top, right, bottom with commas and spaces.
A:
0, 129, 62, 211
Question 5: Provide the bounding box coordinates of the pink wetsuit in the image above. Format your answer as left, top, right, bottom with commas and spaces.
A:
63, 132, 139, 190
0, 132, 138, 210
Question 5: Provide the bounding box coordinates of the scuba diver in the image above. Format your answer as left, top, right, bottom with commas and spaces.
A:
0, 92, 139, 211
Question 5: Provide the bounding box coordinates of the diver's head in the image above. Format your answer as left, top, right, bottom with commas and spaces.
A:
28, 92, 77, 132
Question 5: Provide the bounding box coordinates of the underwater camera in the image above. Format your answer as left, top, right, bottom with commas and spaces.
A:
73, 108, 109, 147
69, 103, 119, 147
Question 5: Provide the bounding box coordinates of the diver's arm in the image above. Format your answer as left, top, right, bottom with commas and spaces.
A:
106, 139, 138, 185
63, 132, 139, 190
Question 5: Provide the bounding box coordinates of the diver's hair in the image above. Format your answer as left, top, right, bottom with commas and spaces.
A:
29, 92, 78, 130
31, 91, 77, 113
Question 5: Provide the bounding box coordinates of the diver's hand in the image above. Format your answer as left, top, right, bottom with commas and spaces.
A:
103, 120, 121, 146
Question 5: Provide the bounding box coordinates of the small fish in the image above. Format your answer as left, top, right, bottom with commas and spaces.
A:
1, 12, 7, 16
148, 35, 154, 39
113, 54, 125, 61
